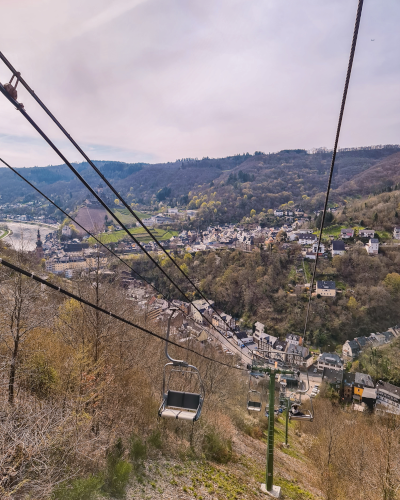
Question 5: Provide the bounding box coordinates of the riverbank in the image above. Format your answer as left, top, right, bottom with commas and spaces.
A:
0, 219, 59, 230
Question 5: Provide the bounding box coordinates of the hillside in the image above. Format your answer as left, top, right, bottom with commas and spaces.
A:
1, 146, 400, 225
336, 151, 400, 196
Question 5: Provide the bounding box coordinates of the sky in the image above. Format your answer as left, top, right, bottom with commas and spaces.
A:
0, 0, 399, 168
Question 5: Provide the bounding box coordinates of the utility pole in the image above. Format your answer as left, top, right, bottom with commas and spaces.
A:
249, 364, 294, 498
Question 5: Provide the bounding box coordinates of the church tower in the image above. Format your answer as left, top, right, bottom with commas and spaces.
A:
36, 229, 44, 259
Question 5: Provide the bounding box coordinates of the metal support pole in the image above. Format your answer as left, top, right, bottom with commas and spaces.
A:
266, 371, 275, 492
285, 397, 289, 447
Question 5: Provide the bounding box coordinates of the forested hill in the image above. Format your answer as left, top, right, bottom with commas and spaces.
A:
1, 146, 400, 219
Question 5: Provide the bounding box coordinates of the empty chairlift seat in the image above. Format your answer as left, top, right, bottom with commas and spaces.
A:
247, 390, 262, 412
159, 390, 203, 421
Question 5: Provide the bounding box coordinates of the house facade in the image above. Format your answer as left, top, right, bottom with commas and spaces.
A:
393, 227, 400, 240
315, 280, 336, 297
342, 339, 361, 359
365, 238, 379, 255
332, 240, 346, 256
341, 228, 354, 239
317, 352, 344, 372
297, 233, 317, 245
359, 229, 375, 238
376, 380, 400, 414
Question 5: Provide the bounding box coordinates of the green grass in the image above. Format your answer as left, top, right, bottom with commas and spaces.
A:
89, 227, 178, 245
0, 230, 10, 239
113, 208, 151, 224
314, 224, 365, 239
275, 477, 314, 499
376, 230, 392, 241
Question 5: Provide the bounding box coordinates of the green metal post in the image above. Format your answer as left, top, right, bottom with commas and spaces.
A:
266, 371, 275, 492
285, 397, 289, 446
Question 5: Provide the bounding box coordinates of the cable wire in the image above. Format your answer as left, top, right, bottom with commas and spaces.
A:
303, 0, 364, 339
0, 156, 252, 360
0, 49, 239, 344
0, 84, 250, 362
0, 256, 246, 371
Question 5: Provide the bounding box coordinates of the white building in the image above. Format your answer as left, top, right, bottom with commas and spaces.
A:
332, 240, 345, 256
359, 229, 375, 238
393, 227, 400, 240
317, 352, 344, 372
376, 380, 400, 414
315, 280, 336, 297
62, 225, 72, 237
365, 238, 379, 255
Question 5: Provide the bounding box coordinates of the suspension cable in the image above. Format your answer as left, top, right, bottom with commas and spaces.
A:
0, 85, 250, 361
303, 0, 364, 340
0, 49, 239, 343
0, 156, 252, 360
0, 256, 246, 371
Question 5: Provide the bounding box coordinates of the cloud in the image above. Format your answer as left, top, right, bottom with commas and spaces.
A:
0, 0, 399, 169
69, 0, 149, 39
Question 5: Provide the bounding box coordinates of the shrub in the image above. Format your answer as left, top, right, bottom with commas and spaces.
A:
202, 429, 232, 464
129, 434, 147, 462
147, 429, 162, 450
52, 475, 103, 500
103, 438, 132, 498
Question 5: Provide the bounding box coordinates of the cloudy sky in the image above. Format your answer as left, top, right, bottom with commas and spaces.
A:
0, 0, 399, 168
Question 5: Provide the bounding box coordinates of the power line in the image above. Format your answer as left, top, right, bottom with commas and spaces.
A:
303, 0, 364, 340
0, 157, 252, 361
0, 256, 246, 372
0, 49, 239, 345
0, 84, 250, 361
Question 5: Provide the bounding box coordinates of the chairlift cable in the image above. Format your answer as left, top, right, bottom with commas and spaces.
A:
0, 50, 242, 350
303, 0, 364, 340
0, 257, 247, 371
0, 157, 252, 362
0, 85, 250, 362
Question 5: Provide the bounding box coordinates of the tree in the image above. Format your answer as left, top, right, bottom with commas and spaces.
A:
0, 251, 53, 404
384, 273, 400, 295
250, 209, 256, 217
114, 199, 120, 205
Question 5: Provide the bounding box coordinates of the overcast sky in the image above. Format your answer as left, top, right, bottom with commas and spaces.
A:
0, 0, 399, 168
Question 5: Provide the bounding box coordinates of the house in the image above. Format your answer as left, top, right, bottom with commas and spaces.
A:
286, 334, 302, 346
61, 225, 72, 237
376, 380, 400, 414
254, 321, 265, 336
393, 227, 400, 240
342, 372, 356, 402
342, 339, 361, 359
191, 299, 215, 324
253, 330, 268, 347
274, 210, 284, 217
331, 240, 345, 257
286, 344, 309, 366
297, 233, 317, 245
359, 229, 375, 238
317, 352, 344, 372
315, 280, 336, 297
271, 339, 288, 362
258, 335, 278, 355
311, 242, 325, 254
323, 367, 344, 392
365, 238, 379, 255
341, 228, 354, 239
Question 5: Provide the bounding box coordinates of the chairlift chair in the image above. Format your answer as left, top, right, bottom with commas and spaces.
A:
288, 372, 314, 422
247, 389, 262, 412
158, 309, 205, 422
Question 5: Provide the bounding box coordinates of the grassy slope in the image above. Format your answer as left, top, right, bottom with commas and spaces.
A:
90, 227, 178, 245
113, 208, 151, 224
125, 417, 321, 500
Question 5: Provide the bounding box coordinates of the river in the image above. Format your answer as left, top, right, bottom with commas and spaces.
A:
3, 222, 57, 251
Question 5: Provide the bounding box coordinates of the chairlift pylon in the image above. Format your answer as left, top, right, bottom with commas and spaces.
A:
158, 308, 204, 421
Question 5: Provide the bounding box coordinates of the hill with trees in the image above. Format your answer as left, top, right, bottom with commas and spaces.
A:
1, 146, 400, 225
